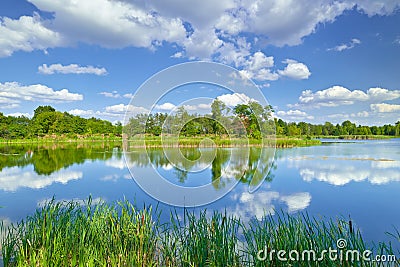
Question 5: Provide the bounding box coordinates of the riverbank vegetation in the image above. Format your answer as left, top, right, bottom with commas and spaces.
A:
124, 99, 400, 139
0, 106, 122, 140
1, 104, 399, 145
1, 198, 398, 266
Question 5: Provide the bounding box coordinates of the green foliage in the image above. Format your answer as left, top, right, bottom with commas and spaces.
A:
1, 199, 398, 266
125, 100, 275, 139
0, 142, 121, 175
0, 106, 122, 140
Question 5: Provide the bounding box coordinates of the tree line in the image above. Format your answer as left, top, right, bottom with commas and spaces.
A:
1, 103, 399, 140
0, 105, 122, 139
124, 100, 276, 138
124, 99, 400, 138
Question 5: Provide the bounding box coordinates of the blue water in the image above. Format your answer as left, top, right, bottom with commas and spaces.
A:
0, 139, 399, 252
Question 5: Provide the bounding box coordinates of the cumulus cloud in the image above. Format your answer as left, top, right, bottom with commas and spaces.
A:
367, 87, 400, 101
327, 38, 361, 52
353, 0, 400, 16
0, 14, 63, 57
277, 110, 314, 121
0, 81, 82, 108
99, 91, 121, 98
217, 93, 256, 107
278, 59, 311, 80
38, 63, 107, 75
370, 103, 400, 113
155, 102, 176, 111
105, 104, 148, 115
240, 52, 279, 81
29, 0, 187, 49
1, 0, 398, 84
154, 102, 211, 112
292, 86, 400, 108
171, 51, 184, 58
69, 104, 149, 120
69, 109, 96, 117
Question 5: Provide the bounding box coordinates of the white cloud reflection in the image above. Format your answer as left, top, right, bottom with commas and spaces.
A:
228, 190, 311, 220
0, 167, 82, 191
285, 156, 400, 186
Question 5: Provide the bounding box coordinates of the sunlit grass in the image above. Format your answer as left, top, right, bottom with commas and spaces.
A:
126, 136, 321, 148
1, 198, 398, 266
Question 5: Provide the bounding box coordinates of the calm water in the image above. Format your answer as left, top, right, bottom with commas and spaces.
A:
0, 139, 399, 249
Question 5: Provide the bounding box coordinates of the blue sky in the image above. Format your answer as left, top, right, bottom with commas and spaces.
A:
0, 0, 399, 125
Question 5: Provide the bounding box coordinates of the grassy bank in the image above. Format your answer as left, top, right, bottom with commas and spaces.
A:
126, 136, 321, 148
0, 135, 122, 144
1, 199, 398, 266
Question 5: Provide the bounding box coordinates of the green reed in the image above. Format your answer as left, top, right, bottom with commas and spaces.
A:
1, 197, 159, 266
1, 199, 398, 266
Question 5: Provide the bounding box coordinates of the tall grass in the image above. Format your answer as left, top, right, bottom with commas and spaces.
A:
126, 136, 321, 148
1, 199, 398, 266
1, 198, 159, 266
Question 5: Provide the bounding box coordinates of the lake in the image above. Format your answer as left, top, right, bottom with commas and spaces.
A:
0, 139, 399, 250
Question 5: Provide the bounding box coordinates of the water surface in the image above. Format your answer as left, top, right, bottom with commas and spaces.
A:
0, 139, 399, 249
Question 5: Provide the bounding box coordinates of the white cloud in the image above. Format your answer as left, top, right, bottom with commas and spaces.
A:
280, 192, 312, 213
299, 164, 400, 186
0, 14, 63, 57
68, 109, 96, 117
155, 102, 177, 111
171, 51, 184, 58
370, 103, 400, 113
353, 0, 400, 16
183, 28, 223, 59
154, 102, 211, 112
298, 86, 367, 107
327, 38, 361, 52
228, 190, 311, 220
69, 104, 149, 120
0, 167, 82, 191
293, 86, 400, 108
0, 82, 83, 108
105, 104, 148, 115
367, 87, 400, 101
99, 91, 121, 98
277, 110, 314, 121
285, 155, 400, 186
105, 157, 126, 170
242, 0, 353, 46
123, 93, 134, 99
0, 0, 397, 63
5, 112, 32, 118
217, 93, 255, 107
38, 63, 107, 75
240, 51, 279, 81
278, 59, 311, 80
29, 0, 187, 49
